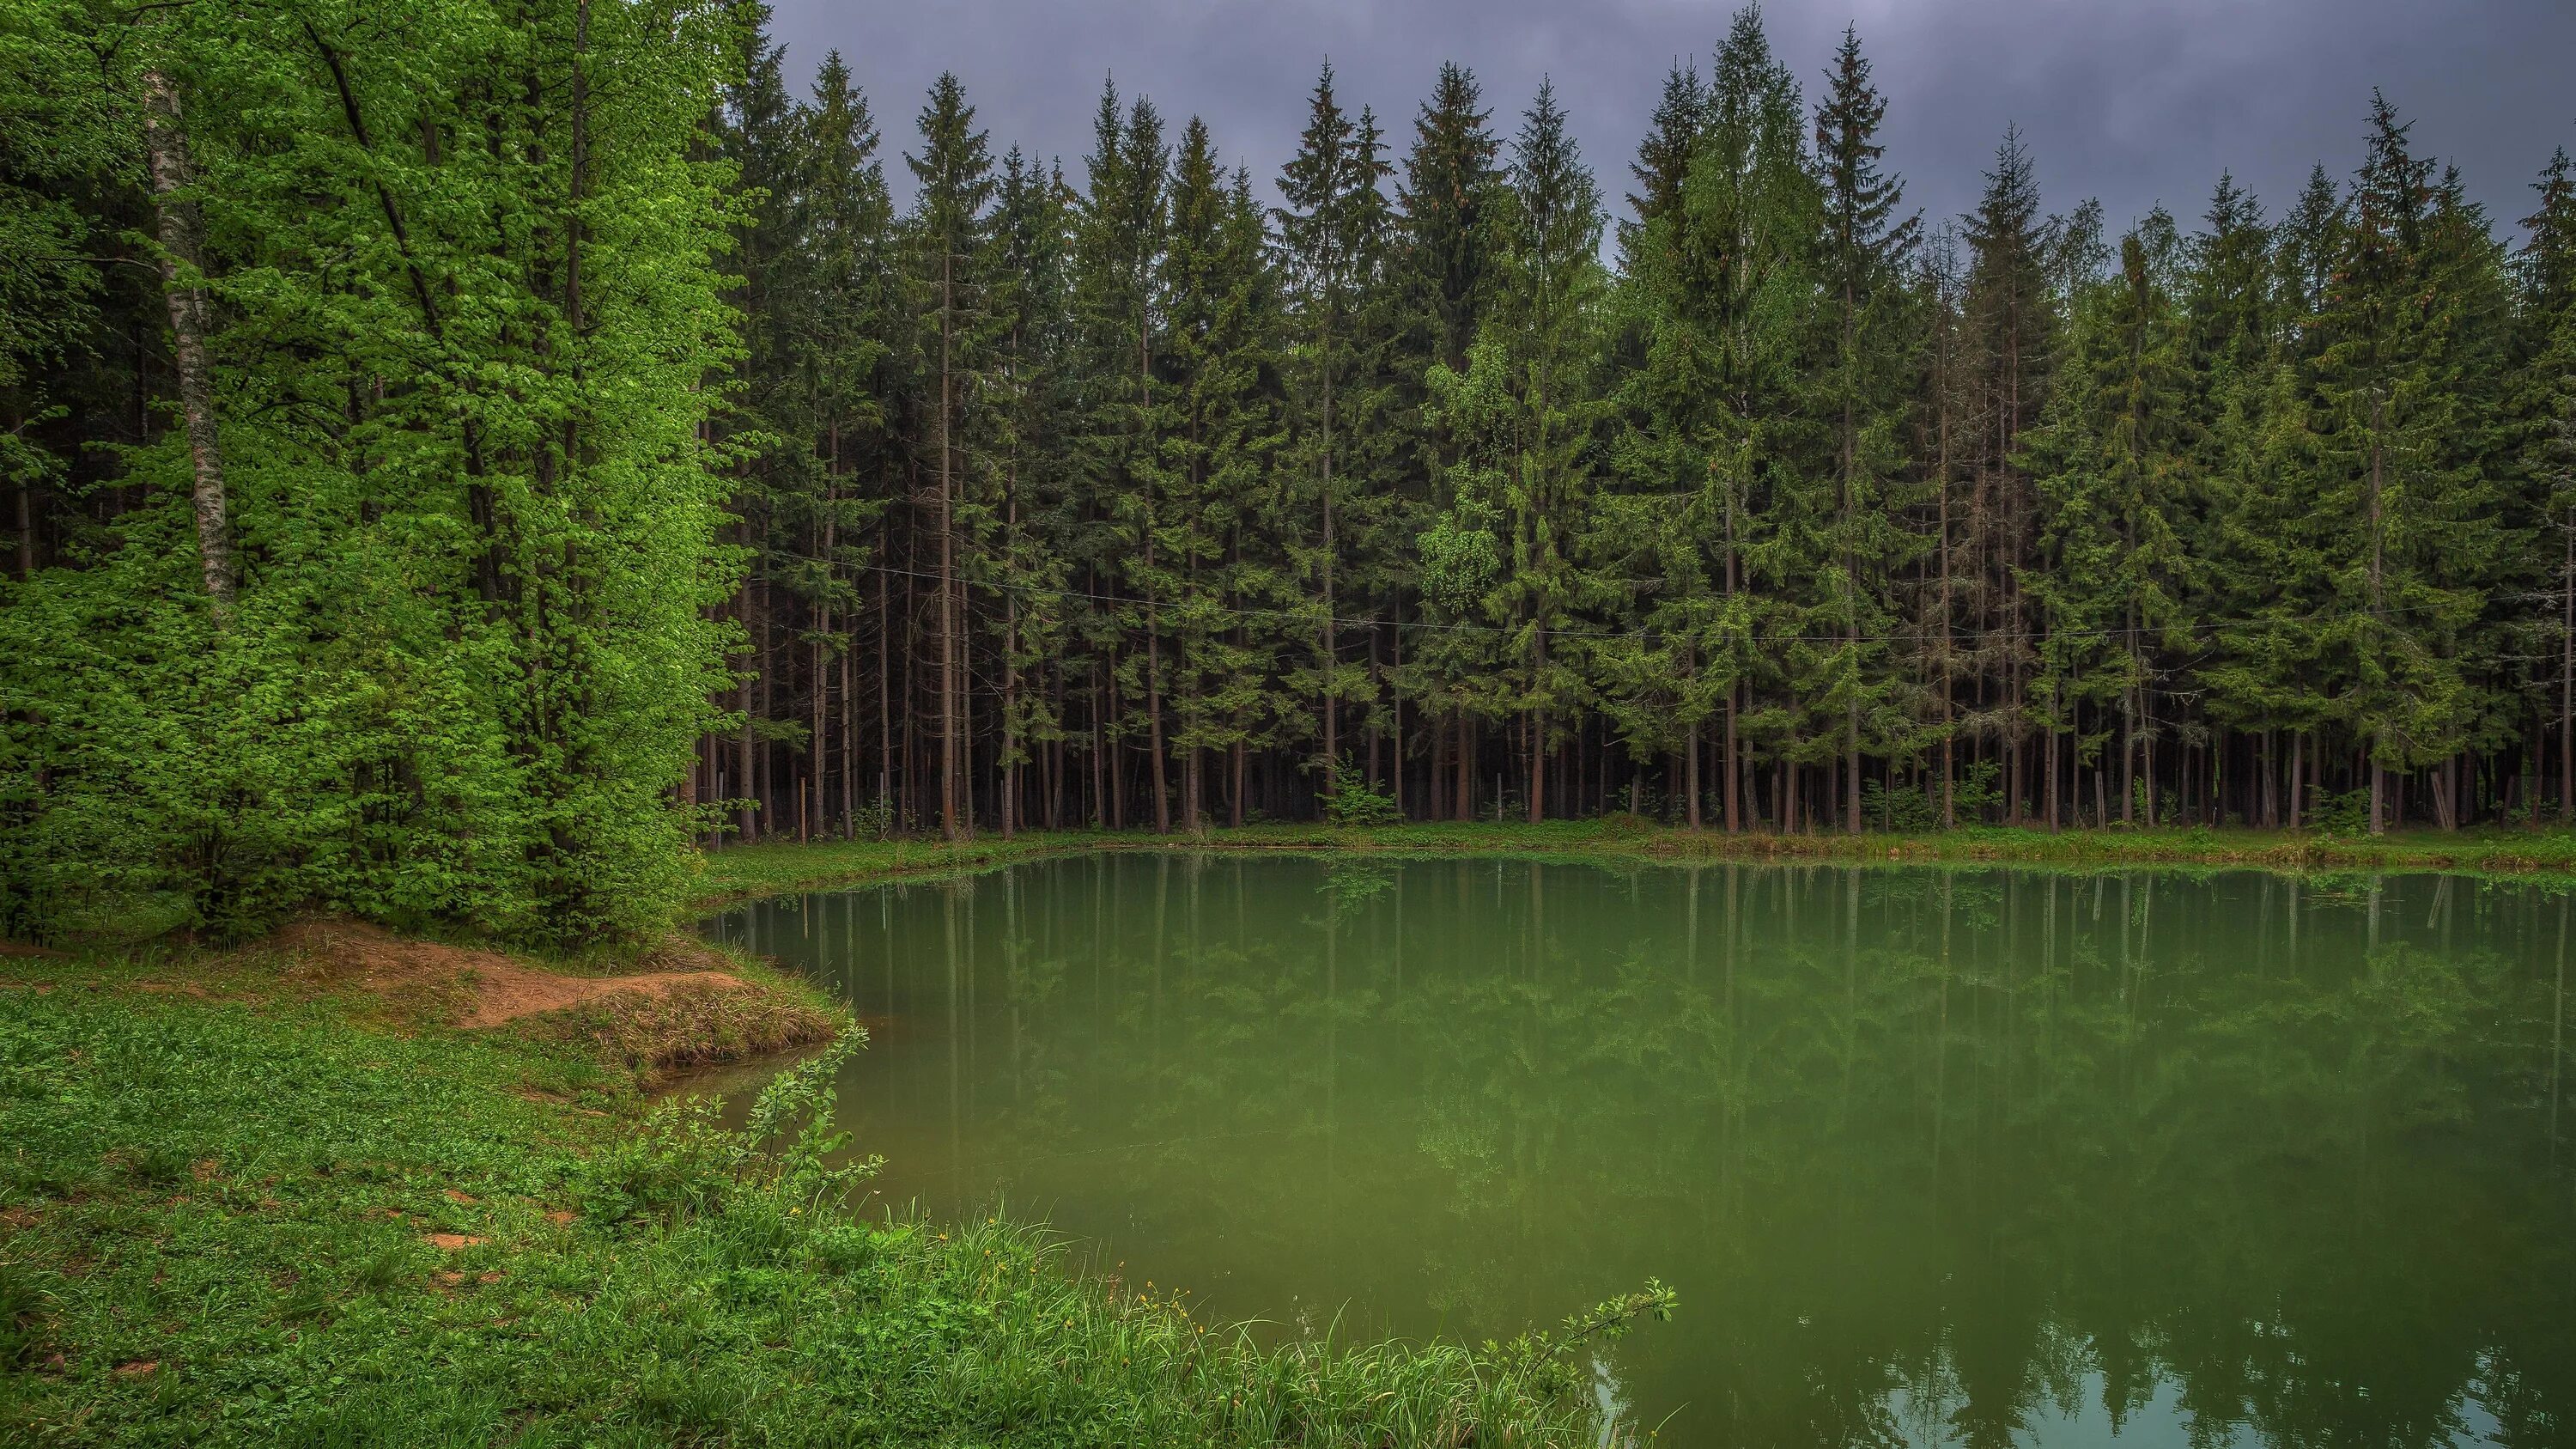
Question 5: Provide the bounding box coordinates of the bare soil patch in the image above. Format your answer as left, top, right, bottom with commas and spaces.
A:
270, 920, 752, 1028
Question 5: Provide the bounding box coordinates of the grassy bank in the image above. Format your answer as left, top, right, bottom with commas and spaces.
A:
0, 949, 1663, 1446
692, 819, 2576, 905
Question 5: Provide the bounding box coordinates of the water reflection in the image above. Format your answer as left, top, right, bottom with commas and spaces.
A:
705, 857, 2576, 1448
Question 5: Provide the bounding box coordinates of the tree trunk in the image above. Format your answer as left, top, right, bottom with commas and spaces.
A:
2561, 514, 2572, 823
1686, 716, 1703, 831
141, 70, 234, 622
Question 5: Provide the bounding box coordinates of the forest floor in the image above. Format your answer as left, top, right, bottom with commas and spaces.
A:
0, 927, 1642, 1446
692, 818, 2576, 905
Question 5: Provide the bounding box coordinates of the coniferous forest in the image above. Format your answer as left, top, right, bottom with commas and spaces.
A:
6, 0, 2576, 945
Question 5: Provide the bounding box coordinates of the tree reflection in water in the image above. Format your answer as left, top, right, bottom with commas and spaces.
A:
708, 856, 2576, 1448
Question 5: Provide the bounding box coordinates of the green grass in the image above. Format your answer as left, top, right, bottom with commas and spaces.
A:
0, 957, 1665, 1446
691, 818, 2576, 906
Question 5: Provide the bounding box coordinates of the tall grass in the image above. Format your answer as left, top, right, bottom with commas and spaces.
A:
0, 972, 1668, 1446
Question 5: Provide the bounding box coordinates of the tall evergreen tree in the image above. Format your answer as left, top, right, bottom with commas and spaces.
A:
1619, 61, 1708, 273
1958, 122, 2057, 820
1158, 125, 1279, 830
988, 145, 1077, 835
1810, 23, 1922, 829
2292, 97, 2515, 831
2026, 214, 2196, 826
1275, 64, 1392, 794
905, 72, 999, 840
1487, 80, 1606, 822
1072, 82, 1174, 828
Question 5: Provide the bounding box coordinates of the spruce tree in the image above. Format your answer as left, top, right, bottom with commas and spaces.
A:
1275, 64, 1392, 796
2296, 96, 2516, 831
1958, 123, 2056, 821
989, 145, 1078, 835
1396, 64, 1504, 378
1489, 80, 1606, 822
905, 73, 999, 841
1810, 23, 1922, 830
2025, 215, 2196, 826
791, 52, 896, 838
2521, 148, 2576, 815
1072, 82, 1174, 829
1619, 62, 1708, 273
1159, 125, 1280, 830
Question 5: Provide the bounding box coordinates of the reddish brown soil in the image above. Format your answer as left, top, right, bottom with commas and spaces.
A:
271, 920, 750, 1028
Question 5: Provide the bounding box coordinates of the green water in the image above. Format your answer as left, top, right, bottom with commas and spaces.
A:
703, 855, 2576, 1447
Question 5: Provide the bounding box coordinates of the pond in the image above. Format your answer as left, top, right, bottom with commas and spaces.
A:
702, 854, 2575, 1447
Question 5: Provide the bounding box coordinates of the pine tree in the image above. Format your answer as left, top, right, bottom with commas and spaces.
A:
1703, 4, 1824, 830
1159, 125, 1280, 830
2519, 147, 2576, 816
715, 3, 812, 839
1489, 80, 1606, 822
2296, 96, 2517, 831
1810, 23, 1922, 830
906, 73, 999, 841
2025, 214, 2196, 826
1958, 123, 2056, 821
794, 52, 896, 838
989, 145, 1077, 835
1618, 62, 1707, 273
2178, 174, 2296, 825
1396, 64, 1504, 378
1072, 82, 1174, 829
1275, 64, 1392, 797
1600, 5, 1812, 831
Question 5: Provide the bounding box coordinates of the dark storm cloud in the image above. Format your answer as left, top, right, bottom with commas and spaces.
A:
769, 0, 2575, 240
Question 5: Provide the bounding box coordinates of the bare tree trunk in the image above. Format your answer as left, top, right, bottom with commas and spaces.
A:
2287, 730, 2303, 831
1686, 715, 1703, 831
877, 565, 892, 829
13, 464, 32, 578
1455, 714, 1471, 823
1526, 634, 1545, 825
736, 577, 756, 842
938, 249, 963, 841
2561, 515, 2572, 823
1390, 623, 1405, 819
1145, 575, 1170, 833
141, 70, 234, 622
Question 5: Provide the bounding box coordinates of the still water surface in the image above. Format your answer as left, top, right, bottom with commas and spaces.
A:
703, 855, 2575, 1447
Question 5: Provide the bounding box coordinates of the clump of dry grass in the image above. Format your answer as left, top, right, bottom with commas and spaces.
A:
511, 975, 837, 1076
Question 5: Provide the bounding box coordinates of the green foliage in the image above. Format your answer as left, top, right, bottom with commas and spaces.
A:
0, 973, 1662, 1446
1321, 756, 1399, 825
1860, 778, 1943, 832
584, 1030, 880, 1225
3, 0, 741, 944
2313, 788, 2375, 837
10, 0, 2576, 958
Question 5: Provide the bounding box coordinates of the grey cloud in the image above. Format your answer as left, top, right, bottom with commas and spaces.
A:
769, 0, 2575, 240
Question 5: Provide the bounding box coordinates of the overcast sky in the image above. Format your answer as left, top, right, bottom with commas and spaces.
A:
767, 0, 2576, 242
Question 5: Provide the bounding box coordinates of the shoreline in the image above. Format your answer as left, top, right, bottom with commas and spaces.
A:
690, 820, 2576, 908
0, 926, 1650, 1446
